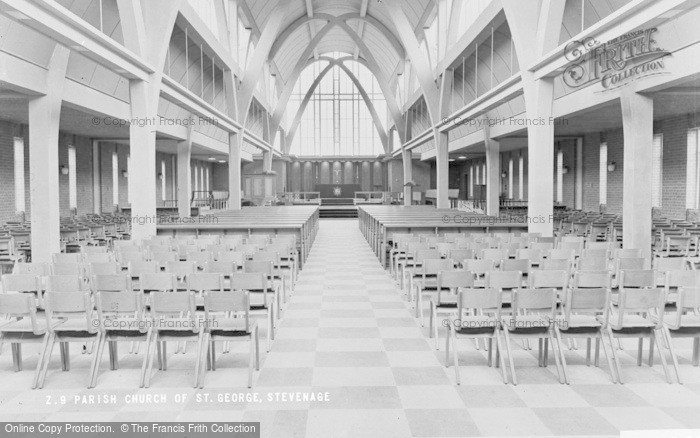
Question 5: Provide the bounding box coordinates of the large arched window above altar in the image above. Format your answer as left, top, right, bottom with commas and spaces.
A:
286, 54, 387, 157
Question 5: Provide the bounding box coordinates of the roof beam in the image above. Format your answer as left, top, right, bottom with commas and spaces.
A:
305, 0, 319, 59
353, 0, 370, 59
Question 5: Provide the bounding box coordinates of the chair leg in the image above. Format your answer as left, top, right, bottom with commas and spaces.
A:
598, 332, 617, 384
585, 339, 591, 366
210, 341, 216, 371
554, 328, 569, 385
248, 336, 255, 389
90, 336, 107, 389
648, 335, 655, 367
594, 338, 601, 367
503, 330, 517, 385
38, 333, 57, 389
444, 324, 450, 367
254, 327, 260, 370
450, 330, 460, 385
637, 338, 644, 366
32, 334, 51, 389
267, 309, 272, 352
495, 332, 509, 384
487, 338, 493, 367
662, 329, 681, 383
194, 332, 204, 388
692, 337, 700, 367
198, 334, 209, 389
87, 334, 102, 388
144, 333, 159, 388
607, 328, 623, 384
652, 330, 672, 384
549, 332, 565, 384
139, 331, 153, 388
428, 302, 435, 340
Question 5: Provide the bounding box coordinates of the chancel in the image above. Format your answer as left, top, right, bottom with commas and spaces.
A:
0, 1, 700, 437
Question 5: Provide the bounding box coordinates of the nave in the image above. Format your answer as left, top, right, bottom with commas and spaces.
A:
2, 220, 700, 438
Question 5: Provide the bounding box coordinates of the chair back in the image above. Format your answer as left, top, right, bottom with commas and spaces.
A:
139, 273, 177, 292
128, 261, 159, 277
204, 261, 237, 276
2, 273, 40, 293
619, 270, 655, 288
230, 272, 267, 291
447, 249, 474, 262
216, 251, 246, 265
150, 291, 197, 331
46, 275, 86, 293
95, 291, 143, 319
421, 259, 453, 276
616, 288, 665, 327
481, 248, 509, 261
548, 248, 574, 261
464, 259, 495, 275
511, 288, 557, 318
501, 259, 529, 273
578, 257, 608, 271
614, 248, 642, 259
149, 250, 177, 265
92, 274, 131, 293
573, 270, 611, 288
244, 260, 273, 276
165, 261, 197, 276
53, 253, 82, 264
12, 262, 49, 276
83, 252, 114, 264
44, 291, 95, 332
88, 262, 120, 276
437, 270, 473, 290
0, 294, 39, 330
187, 273, 224, 292
51, 262, 84, 276
458, 287, 502, 318
486, 270, 522, 289
203, 291, 250, 332
540, 258, 570, 271
529, 270, 568, 289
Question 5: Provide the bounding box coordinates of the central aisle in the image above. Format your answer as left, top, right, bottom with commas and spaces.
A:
261, 219, 477, 437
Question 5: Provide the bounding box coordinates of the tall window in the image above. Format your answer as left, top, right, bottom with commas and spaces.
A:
652, 134, 663, 208
193, 164, 199, 192
475, 165, 480, 187
687, 129, 700, 209
112, 152, 119, 206
68, 146, 77, 210
508, 158, 513, 199
469, 165, 474, 198
556, 148, 563, 204
126, 154, 130, 203
518, 155, 524, 200
13, 137, 25, 213
482, 163, 486, 184
161, 160, 166, 201
599, 143, 608, 205
205, 166, 210, 192
287, 58, 385, 156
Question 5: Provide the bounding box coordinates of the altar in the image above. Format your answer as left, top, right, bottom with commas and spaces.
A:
314, 184, 362, 198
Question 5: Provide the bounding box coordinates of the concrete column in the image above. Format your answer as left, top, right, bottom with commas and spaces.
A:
575, 137, 583, 210
228, 132, 242, 209
28, 95, 62, 262
262, 150, 272, 173
485, 136, 501, 217
402, 147, 413, 206
177, 139, 192, 217
436, 130, 450, 208
28, 45, 69, 262
523, 74, 555, 236
92, 140, 101, 214
621, 90, 653, 266
128, 81, 158, 241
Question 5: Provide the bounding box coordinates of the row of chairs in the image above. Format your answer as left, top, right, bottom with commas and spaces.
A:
406, 263, 699, 385
0, 270, 278, 389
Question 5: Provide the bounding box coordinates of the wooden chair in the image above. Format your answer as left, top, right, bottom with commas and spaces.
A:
660, 286, 700, 383
200, 290, 260, 388
143, 291, 204, 388
447, 287, 508, 384
428, 270, 472, 347
500, 288, 565, 385
37, 290, 101, 388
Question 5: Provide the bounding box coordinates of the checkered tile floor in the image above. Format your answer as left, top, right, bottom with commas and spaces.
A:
1, 219, 700, 437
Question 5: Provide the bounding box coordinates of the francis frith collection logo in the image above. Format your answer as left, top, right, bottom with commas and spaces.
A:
563, 27, 671, 90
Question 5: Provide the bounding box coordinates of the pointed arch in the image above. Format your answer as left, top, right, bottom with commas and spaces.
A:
284, 57, 389, 155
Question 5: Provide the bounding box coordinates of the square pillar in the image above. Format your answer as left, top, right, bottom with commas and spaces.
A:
28, 96, 61, 262
435, 130, 449, 208
621, 90, 653, 266
575, 137, 583, 210
402, 148, 413, 206
228, 132, 242, 209
485, 138, 500, 217
128, 80, 158, 241
177, 140, 192, 217
92, 140, 102, 214
523, 75, 555, 236
263, 150, 272, 173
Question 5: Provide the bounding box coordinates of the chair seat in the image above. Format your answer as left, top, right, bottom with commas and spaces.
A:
607, 314, 656, 330
0, 318, 57, 334
665, 314, 700, 330
557, 314, 602, 329
455, 315, 499, 335
53, 319, 97, 333
502, 315, 551, 333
